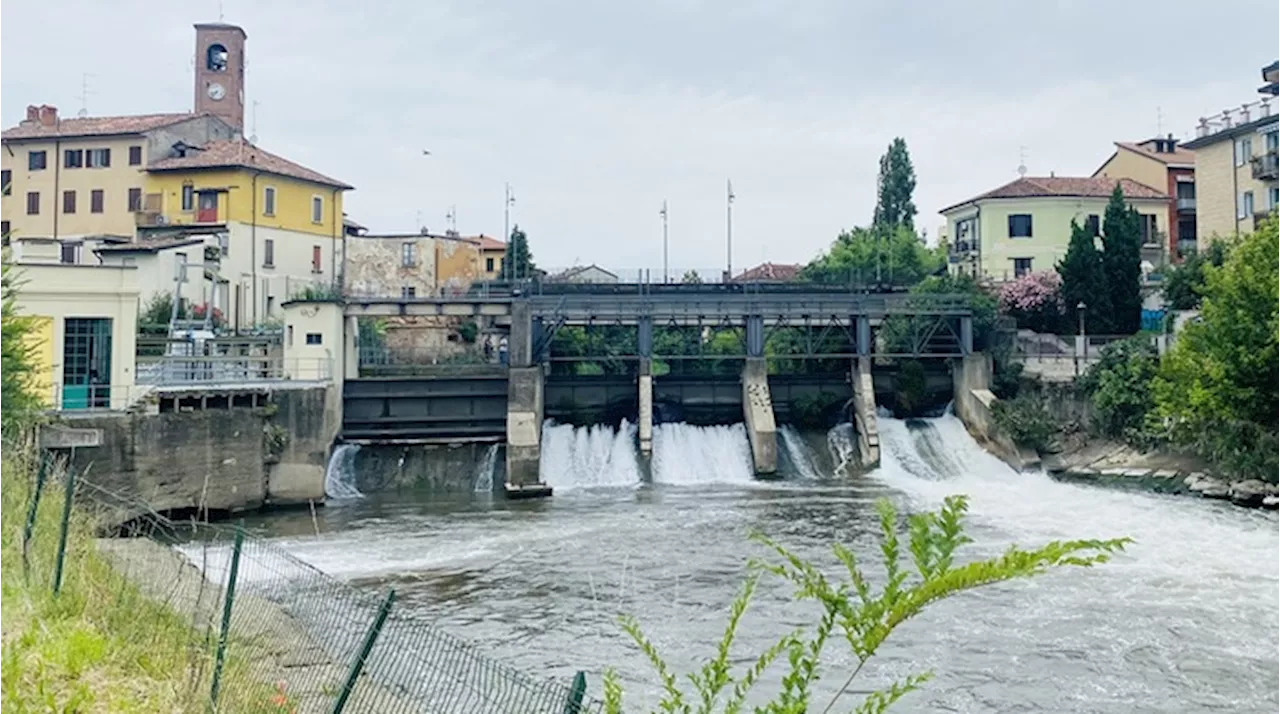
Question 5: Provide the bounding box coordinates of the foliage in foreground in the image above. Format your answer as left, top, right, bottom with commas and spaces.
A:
0, 451, 285, 713
604, 495, 1129, 713
1, 258, 43, 438
1151, 216, 1279, 483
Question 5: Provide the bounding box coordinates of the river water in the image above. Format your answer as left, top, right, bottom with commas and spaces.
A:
254, 415, 1278, 713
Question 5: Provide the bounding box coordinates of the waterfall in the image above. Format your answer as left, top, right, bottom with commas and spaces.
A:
651, 423, 755, 486
779, 425, 822, 480
473, 444, 500, 493
540, 420, 642, 490
324, 444, 364, 500
826, 422, 858, 475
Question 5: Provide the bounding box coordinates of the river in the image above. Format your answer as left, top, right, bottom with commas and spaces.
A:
252, 414, 1279, 713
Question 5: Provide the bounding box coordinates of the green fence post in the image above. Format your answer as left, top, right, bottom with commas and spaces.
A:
22, 453, 49, 578
562, 671, 587, 714
331, 589, 396, 714
209, 523, 245, 710
51, 461, 78, 597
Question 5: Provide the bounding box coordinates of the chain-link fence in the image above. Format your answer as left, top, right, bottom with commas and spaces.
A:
20, 451, 602, 714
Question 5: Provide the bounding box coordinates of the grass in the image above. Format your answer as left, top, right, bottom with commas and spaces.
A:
0, 446, 289, 713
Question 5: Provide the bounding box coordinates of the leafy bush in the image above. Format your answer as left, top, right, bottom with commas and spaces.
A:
457, 320, 479, 344
891, 360, 929, 416
603, 495, 1128, 713
998, 270, 1065, 334
1162, 240, 1228, 310
991, 393, 1056, 452
789, 392, 844, 428
1079, 336, 1160, 441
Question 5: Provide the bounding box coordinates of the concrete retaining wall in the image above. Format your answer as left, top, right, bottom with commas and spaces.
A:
952, 354, 1039, 471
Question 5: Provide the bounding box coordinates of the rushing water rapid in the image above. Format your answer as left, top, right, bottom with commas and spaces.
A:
259, 416, 1277, 712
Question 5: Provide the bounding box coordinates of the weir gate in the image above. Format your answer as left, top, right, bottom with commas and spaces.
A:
337, 282, 977, 498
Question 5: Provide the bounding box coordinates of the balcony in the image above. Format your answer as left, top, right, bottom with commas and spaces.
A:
1252, 151, 1279, 181
1176, 197, 1197, 212
1254, 210, 1278, 230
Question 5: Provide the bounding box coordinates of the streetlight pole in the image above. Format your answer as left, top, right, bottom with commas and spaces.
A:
1075, 301, 1087, 377
726, 180, 735, 281
660, 200, 669, 283
503, 183, 515, 242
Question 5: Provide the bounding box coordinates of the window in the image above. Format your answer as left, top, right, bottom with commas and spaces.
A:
485, 256, 495, 272
1238, 190, 1255, 219
63, 190, 76, 214
1138, 214, 1158, 246
28, 150, 46, 171
263, 239, 275, 267
305, 333, 323, 345
26, 191, 39, 215
1084, 214, 1100, 237
86, 148, 110, 168
263, 186, 276, 216
59, 242, 79, 265
64, 149, 83, 168
1, 221, 9, 239
311, 195, 323, 223
181, 184, 194, 211
1270, 186, 1279, 211
312, 245, 323, 273
1176, 182, 1195, 199
90, 189, 104, 213
401, 242, 415, 267
128, 146, 142, 166
1013, 258, 1033, 278
1, 169, 9, 195
207, 43, 229, 71
127, 188, 142, 212
1235, 137, 1253, 166
1267, 130, 1279, 153
1008, 214, 1033, 238
401, 286, 417, 299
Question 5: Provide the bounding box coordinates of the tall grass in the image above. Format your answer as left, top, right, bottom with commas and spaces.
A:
0, 446, 284, 713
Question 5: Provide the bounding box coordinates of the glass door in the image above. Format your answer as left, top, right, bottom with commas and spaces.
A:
62, 318, 112, 409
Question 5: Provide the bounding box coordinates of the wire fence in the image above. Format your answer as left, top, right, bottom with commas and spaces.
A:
18, 447, 602, 714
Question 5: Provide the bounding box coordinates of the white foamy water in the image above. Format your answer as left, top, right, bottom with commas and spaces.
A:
779, 425, 822, 480
474, 444, 500, 493
541, 420, 642, 490
651, 422, 755, 485
324, 443, 364, 500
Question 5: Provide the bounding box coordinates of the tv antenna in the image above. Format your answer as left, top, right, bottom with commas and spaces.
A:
1017, 146, 1028, 177
445, 205, 457, 233
75, 73, 96, 117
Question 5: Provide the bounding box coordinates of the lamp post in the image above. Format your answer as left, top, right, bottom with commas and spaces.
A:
659, 200, 669, 283
1075, 301, 1087, 377
726, 180, 735, 282
503, 183, 515, 242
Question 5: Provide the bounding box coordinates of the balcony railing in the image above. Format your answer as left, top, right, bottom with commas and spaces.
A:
1252, 151, 1279, 181
1176, 197, 1197, 212
1194, 99, 1274, 139
136, 356, 332, 385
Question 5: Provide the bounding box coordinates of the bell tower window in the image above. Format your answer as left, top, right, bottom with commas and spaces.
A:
207, 43, 228, 72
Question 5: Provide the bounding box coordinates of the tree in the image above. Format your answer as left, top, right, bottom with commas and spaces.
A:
499, 224, 536, 280
1100, 184, 1143, 334
801, 225, 943, 287
1079, 336, 1160, 441
872, 137, 917, 231
603, 495, 1128, 713
1152, 216, 1279, 482
1057, 219, 1110, 334
998, 270, 1065, 334
681, 269, 703, 284
2, 259, 44, 437
1162, 240, 1229, 310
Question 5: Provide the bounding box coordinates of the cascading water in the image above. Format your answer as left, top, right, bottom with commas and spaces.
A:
540, 420, 642, 490
825, 422, 857, 475
778, 425, 821, 480
473, 444, 500, 493
651, 423, 755, 485
324, 444, 364, 500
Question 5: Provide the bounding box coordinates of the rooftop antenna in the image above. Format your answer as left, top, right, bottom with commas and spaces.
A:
1017, 146, 1028, 177
1156, 106, 1163, 136
75, 73, 96, 118
445, 205, 457, 233
217, 0, 225, 21
248, 100, 259, 144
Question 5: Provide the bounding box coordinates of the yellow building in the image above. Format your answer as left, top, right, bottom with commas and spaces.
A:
10, 262, 140, 410
1182, 89, 1278, 246
469, 235, 507, 280
1093, 137, 1197, 259
0, 106, 235, 247
941, 176, 1169, 282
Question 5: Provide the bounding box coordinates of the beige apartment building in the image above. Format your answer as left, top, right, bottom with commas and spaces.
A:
1182, 61, 1279, 247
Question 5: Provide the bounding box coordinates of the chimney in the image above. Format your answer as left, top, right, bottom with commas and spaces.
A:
37, 105, 58, 127
24, 105, 39, 123
1166, 133, 1177, 151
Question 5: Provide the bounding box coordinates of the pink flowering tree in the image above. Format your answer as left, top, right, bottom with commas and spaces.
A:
999, 270, 1066, 333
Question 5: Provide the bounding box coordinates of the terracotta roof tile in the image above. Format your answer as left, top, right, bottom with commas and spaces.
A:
2, 112, 201, 141
465, 235, 506, 250
148, 139, 352, 189
733, 262, 801, 282
943, 176, 1167, 213
1116, 141, 1196, 166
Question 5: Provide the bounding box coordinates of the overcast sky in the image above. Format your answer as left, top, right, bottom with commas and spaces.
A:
4, 1, 1277, 273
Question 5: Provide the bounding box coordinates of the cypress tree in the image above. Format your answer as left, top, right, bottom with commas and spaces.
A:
500, 225, 537, 280
1100, 184, 1143, 334
1057, 219, 1111, 334
872, 138, 918, 231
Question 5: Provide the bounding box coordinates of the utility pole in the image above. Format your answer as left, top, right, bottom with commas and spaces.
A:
726, 180, 735, 282
659, 200, 669, 283
504, 183, 516, 241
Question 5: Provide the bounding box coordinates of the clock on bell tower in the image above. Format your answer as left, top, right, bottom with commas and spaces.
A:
193, 22, 246, 132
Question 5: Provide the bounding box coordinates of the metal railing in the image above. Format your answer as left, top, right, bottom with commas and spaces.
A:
1252, 151, 1279, 181
46, 384, 155, 413
1193, 98, 1274, 139
1176, 197, 1197, 212
136, 356, 332, 385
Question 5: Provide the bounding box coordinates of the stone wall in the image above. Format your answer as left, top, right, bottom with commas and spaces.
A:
63, 386, 335, 526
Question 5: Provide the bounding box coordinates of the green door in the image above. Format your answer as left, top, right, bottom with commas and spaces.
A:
62, 318, 112, 410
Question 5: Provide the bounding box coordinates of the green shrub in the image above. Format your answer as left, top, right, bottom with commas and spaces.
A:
991, 393, 1056, 452
457, 320, 479, 344
1080, 336, 1159, 442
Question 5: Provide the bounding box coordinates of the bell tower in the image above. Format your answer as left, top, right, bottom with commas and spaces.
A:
193, 23, 246, 132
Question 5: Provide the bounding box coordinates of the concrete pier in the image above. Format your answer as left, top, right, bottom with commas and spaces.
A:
851, 357, 880, 468
504, 366, 551, 497
741, 358, 777, 475
638, 359, 653, 458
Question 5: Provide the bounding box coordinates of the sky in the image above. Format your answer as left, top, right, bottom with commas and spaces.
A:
3, 1, 1277, 276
